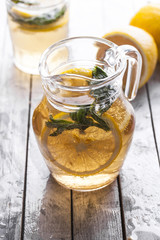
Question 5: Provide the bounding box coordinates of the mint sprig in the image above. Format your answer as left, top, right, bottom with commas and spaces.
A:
11, 0, 37, 5
46, 66, 116, 136
10, 4, 66, 26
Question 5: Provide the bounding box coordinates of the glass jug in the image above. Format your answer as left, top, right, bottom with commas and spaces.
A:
32, 36, 142, 191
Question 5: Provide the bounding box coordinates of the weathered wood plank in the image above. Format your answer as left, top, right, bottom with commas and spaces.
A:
120, 86, 160, 239
69, 0, 123, 239
0, 1, 7, 72
23, 0, 124, 238
147, 64, 160, 160
102, 1, 160, 239
73, 182, 123, 240
23, 76, 71, 240
2, 0, 160, 240
0, 27, 30, 240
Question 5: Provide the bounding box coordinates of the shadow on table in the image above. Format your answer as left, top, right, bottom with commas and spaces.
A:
35, 175, 120, 240
25, 172, 119, 240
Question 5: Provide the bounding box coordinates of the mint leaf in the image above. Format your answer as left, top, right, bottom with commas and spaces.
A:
46, 66, 115, 136
10, 5, 66, 26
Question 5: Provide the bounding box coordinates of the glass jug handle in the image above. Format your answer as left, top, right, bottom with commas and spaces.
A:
117, 45, 142, 101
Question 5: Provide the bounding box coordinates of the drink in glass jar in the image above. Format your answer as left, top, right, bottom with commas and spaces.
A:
6, 0, 69, 74
32, 37, 142, 191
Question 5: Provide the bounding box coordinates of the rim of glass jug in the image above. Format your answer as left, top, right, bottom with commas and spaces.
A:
6, 0, 67, 10
39, 36, 126, 92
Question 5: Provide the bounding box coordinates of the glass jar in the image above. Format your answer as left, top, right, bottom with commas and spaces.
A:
6, 0, 69, 75
32, 36, 142, 191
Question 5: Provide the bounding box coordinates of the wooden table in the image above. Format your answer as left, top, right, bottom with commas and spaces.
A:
1, 0, 160, 239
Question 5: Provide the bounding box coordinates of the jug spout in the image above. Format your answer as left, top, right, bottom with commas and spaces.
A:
117, 45, 142, 101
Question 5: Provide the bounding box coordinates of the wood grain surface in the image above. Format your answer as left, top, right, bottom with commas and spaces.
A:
0, 17, 30, 240
23, 77, 71, 240
120, 85, 160, 240
73, 181, 123, 240
1, 0, 160, 239
148, 65, 160, 161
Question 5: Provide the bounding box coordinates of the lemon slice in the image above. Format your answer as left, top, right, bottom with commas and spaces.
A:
103, 26, 158, 88
60, 67, 92, 88
18, 10, 69, 32
12, 6, 33, 18
106, 96, 135, 140
41, 68, 122, 176
29, 10, 69, 32
62, 68, 92, 77
53, 112, 68, 120
130, 4, 160, 62
11, 6, 68, 32
41, 115, 122, 176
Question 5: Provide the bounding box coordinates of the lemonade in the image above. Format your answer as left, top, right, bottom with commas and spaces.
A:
32, 67, 135, 191
6, 0, 69, 74
32, 36, 142, 191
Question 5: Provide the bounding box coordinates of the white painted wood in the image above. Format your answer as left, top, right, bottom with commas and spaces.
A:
120, 86, 160, 239
148, 64, 160, 158
1, 0, 160, 239
73, 181, 123, 240
0, 28, 30, 240
69, 1, 123, 239
0, 0, 7, 73
102, 1, 160, 238
23, 76, 71, 240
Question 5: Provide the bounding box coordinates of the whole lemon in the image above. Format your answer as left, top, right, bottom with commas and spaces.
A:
103, 26, 158, 88
130, 4, 160, 62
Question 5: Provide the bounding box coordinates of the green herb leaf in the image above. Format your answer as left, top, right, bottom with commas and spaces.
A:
92, 66, 108, 79
11, 0, 37, 5
46, 66, 116, 136
10, 5, 66, 26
